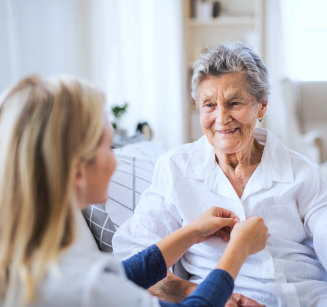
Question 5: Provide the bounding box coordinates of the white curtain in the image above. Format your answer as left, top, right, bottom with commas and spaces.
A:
0, 0, 92, 89
0, 0, 20, 90
264, 0, 306, 146
263, 0, 290, 144
90, 0, 185, 148
0, 0, 185, 148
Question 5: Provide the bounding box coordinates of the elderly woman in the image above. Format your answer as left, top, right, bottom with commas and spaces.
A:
0, 75, 268, 307
113, 41, 327, 307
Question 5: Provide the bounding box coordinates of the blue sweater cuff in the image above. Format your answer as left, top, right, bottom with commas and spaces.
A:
182, 269, 234, 307
122, 244, 167, 289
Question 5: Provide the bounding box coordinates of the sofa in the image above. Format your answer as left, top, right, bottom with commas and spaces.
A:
79, 141, 166, 254
282, 78, 327, 177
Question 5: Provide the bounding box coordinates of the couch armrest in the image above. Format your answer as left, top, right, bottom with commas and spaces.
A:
302, 130, 327, 163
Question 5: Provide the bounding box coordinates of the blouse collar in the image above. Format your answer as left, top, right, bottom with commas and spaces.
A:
184, 128, 294, 200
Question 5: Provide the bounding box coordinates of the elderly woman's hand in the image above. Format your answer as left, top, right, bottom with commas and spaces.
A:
230, 217, 268, 256
188, 206, 240, 244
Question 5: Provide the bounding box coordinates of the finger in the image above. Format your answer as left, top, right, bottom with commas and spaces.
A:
216, 217, 237, 229
240, 301, 265, 307
215, 207, 240, 222
224, 298, 237, 307
234, 293, 265, 307
213, 229, 230, 241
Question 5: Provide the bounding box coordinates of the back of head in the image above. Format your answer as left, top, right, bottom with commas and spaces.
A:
191, 41, 270, 104
0, 75, 105, 306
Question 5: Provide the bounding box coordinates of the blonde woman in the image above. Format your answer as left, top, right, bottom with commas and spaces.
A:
0, 75, 268, 307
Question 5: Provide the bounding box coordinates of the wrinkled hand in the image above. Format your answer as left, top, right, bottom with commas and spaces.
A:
188, 206, 240, 244
230, 216, 268, 256
148, 271, 197, 303
225, 293, 266, 307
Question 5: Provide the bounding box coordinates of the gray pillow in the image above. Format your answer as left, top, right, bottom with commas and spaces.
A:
82, 142, 164, 252
82, 204, 116, 252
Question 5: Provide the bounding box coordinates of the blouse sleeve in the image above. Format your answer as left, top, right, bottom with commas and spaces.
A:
311, 209, 327, 271
122, 244, 167, 289
113, 154, 182, 260
299, 165, 327, 270
159, 269, 234, 307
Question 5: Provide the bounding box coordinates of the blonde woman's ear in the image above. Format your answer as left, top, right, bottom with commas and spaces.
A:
74, 161, 89, 208
74, 161, 87, 190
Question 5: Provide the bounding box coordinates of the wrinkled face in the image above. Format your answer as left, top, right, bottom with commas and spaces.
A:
198, 72, 266, 155
83, 121, 116, 205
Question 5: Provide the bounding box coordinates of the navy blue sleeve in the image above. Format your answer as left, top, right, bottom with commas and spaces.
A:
122, 244, 167, 289
159, 269, 234, 307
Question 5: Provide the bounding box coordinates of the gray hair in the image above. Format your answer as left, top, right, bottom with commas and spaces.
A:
191, 41, 270, 104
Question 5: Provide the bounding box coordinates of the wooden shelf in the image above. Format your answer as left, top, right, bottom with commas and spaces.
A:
183, 0, 264, 142
188, 15, 256, 27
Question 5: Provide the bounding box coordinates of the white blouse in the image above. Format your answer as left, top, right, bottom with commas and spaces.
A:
23, 214, 160, 307
113, 128, 327, 307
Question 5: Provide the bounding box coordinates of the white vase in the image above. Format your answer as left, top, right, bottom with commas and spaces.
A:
197, 0, 212, 21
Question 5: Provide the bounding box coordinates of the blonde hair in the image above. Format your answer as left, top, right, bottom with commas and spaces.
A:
0, 75, 105, 306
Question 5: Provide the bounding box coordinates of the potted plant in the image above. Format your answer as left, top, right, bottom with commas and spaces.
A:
111, 102, 129, 138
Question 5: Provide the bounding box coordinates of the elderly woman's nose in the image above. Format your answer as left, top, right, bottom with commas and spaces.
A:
214, 106, 230, 124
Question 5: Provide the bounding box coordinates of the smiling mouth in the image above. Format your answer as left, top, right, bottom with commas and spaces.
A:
217, 128, 238, 135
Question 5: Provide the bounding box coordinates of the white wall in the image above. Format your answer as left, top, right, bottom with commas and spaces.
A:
0, 1, 11, 91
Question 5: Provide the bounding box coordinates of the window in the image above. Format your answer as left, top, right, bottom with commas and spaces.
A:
283, 0, 327, 81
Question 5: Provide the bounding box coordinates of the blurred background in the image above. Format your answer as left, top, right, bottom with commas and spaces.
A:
1, 0, 327, 170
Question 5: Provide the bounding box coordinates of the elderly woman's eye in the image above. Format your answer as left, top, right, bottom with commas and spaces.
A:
231, 101, 241, 106
204, 102, 215, 108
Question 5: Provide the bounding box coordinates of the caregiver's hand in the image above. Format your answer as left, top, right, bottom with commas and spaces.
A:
188, 206, 240, 244
156, 206, 240, 270
230, 216, 268, 256
216, 216, 269, 280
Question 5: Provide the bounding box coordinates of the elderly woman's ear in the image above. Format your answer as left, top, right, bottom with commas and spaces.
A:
258, 99, 268, 118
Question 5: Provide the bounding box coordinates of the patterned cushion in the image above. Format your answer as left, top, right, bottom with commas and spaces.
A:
82, 142, 164, 252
